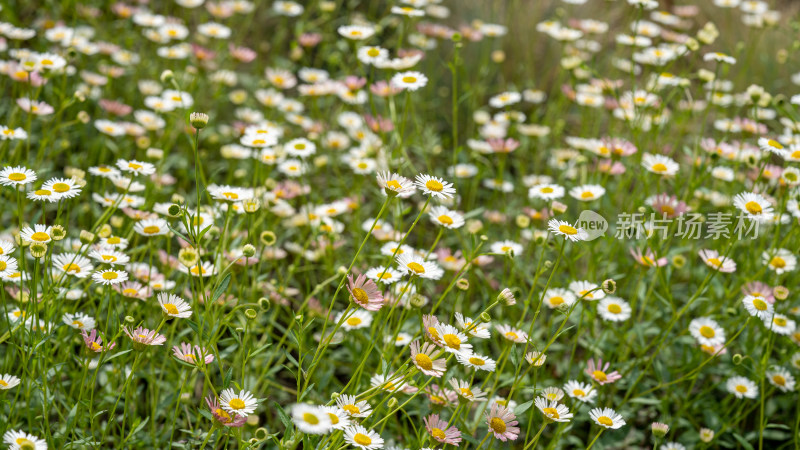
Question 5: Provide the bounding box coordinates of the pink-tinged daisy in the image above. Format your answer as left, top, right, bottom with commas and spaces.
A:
346, 274, 383, 311
647, 193, 688, 218
158, 292, 192, 319
424, 413, 462, 445
172, 342, 214, 365
589, 407, 626, 429
81, 329, 116, 352
410, 340, 446, 376
741, 281, 774, 304
205, 395, 246, 427
630, 247, 667, 267
698, 249, 737, 273
124, 326, 167, 350
585, 358, 622, 385
425, 384, 459, 407
486, 403, 521, 441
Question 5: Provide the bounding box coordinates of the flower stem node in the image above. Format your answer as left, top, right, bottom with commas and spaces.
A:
480, 312, 491, 323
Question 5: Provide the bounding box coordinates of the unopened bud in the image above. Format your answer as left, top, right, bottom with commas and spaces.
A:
30, 242, 47, 259
732, 354, 744, 365
551, 201, 567, 214
699, 428, 714, 443
258, 297, 270, 311
774, 286, 789, 301
80, 230, 95, 244
190, 112, 209, 129
651, 422, 669, 438
601, 279, 616, 294
50, 225, 66, 241
498, 288, 516, 306
245, 308, 257, 320
168, 204, 182, 217
125, 315, 135, 324
456, 278, 469, 291
260, 231, 277, 246
160, 69, 175, 83
98, 224, 112, 238
242, 244, 256, 258
387, 397, 398, 408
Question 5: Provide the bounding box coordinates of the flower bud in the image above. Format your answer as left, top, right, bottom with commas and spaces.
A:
498, 288, 516, 306
50, 225, 66, 241
255, 428, 268, 440
732, 354, 744, 365
242, 244, 256, 258
515, 214, 530, 228
125, 315, 135, 324
160, 69, 175, 83
80, 230, 95, 244
672, 254, 686, 269
456, 278, 470, 291
387, 397, 398, 408
601, 279, 616, 294
699, 428, 714, 443
337, 266, 348, 275
258, 297, 270, 311
168, 204, 182, 217
190, 112, 209, 129
245, 308, 257, 320
146, 147, 164, 160
651, 422, 669, 438
479, 312, 491, 323
774, 286, 789, 301
551, 201, 567, 214
110, 216, 124, 229
98, 224, 112, 238
260, 231, 277, 246
243, 199, 260, 213
30, 242, 47, 259
178, 247, 200, 268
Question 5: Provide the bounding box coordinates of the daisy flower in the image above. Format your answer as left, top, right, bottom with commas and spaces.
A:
220, 388, 259, 417
429, 206, 465, 229
630, 247, 667, 267
688, 317, 726, 347
766, 367, 796, 392
124, 326, 166, 349
320, 406, 350, 430
89, 248, 129, 266
376, 171, 416, 197
535, 397, 573, 423
357, 46, 389, 64
490, 240, 523, 256
92, 269, 128, 285
585, 358, 622, 385
82, 329, 116, 352
456, 352, 497, 372
337, 310, 373, 330
337, 25, 376, 40
19, 224, 53, 244
181, 261, 217, 277
598, 297, 632, 321
292, 403, 333, 434
495, 324, 528, 343
589, 407, 626, 429
486, 404, 521, 441
642, 153, 679, 175
762, 248, 796, 274
2, 430, 47, 450
41, 177, 81, 199
742, 295, 773, 319
63, 312, 95, 331
569, 184, 606, 201
336, 394, 372, 418
434, 323, 472, 354
548, 219, 588, 241
172, 342, 215, 365
758, 137, 788, 157
733, 192, 774, 222
529, 183, 565, 200
116, 159, 156, 176
542, 288, 577, 309
742, 281, 774, 304
365, 266, 404, 284
0, 239, 15, 256
455, 312, 491, 338
410, 340, 446, 376
414, 174, 456, 199
765, 314, 796, 335
563, 380, 597, 403
396, 254, 444, 280
343, 425, 383, 450
206, 396, 247, 428
569, 280, 605, 301
0, 256, 19, 278
698, 249, 737, 273
0, 374, 21, 390
449, 378, 487, 402
424, 414, 461, 445
134, 218, 169, 237
346, 274, 383, 311
0, 166, 37, 186
541, 386, 565, 402
726, 376, 758, 399
158, 292, 192, 318
391, 71, 428, 91
704, 52, 736, 64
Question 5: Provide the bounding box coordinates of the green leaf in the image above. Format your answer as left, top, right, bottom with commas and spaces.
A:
732, 433, 755, 450
103, 349, 132, 363
212, 273, 232, 302
223, 366, 233, 389
274, 401, 291, 429
514, 400, 533, 415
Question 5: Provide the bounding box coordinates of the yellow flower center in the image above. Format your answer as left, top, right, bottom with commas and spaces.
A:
767, 139, 783, 150
431, 428, 446, 439
490, 417, 507, 433
351, 287, 369, 304
425, 180, 444, 192
772, 375, 786, 386
438, 215, 453, 225
469, 357, 485, 366
0, 380, 7, 386
542, 407, 560, 419
143, 225, 160, 234
597, 416, 613, 426
402, 76, 417, 83
63, 263, 81, 273
770, 257, 786, 269
581, 191, 594, 199
229, 398, 245, 410
52, 182, 70, 192
745, 201, 762, 215
223, 192, 239, 200
108, 237, 121, 244
735, 385, 747, 393
699, 326, 715, 338
415, 353, 434, 370
346, 317, 363, 327
163, 303, 179, 315
303, 412, 319, 424
459, 387, 473, 397
541, 187, 554, 193
752, 298, 768, 311
31, 232, 50, 241
652, 163, 668, 173
505, 331, 518, 340
8, 173, 26, 182
774, 317, 787, 327
550, 296, 564, 306
443, 333, 461, 350
102, 272, 118, 280
592, 370, 608, 381
123, 288, 138, 296
607, 304, 622, 314
367, 48, 380, 57
706, 257, 722, 268
558, 224, 577, 235
573, 389, 586, 397
342, 404, 360, 415
353, 433, 372, 445
128, 163, 142, 170
407, 262, 425, 274
328, 413, 340, 424
34, 189, 52, 196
